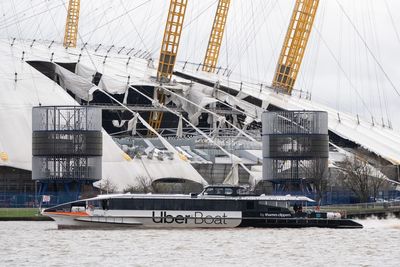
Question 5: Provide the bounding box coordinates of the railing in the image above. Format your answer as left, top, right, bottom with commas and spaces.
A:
321, 201, 400, 210
320, 201, 400, 218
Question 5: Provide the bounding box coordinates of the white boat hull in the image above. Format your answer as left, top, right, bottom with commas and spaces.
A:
44, 210, 243, 229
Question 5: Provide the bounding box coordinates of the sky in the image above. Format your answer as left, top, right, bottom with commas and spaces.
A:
1, 0, 400, 129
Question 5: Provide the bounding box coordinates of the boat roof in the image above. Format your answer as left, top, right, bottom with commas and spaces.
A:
88, 193, 315, 202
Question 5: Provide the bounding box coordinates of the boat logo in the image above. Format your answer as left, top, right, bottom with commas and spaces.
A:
152, 211, 228, 224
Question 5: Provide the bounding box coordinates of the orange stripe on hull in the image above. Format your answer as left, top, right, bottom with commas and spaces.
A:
45, 211, 89, 217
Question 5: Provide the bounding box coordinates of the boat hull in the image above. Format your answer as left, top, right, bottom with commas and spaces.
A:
45, 213, 363, 229
239, 217, 363, 229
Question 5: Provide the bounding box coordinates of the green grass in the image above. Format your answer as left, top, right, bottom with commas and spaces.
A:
0, 208, 41, 218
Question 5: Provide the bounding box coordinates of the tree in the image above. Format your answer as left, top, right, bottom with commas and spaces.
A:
302, 159, 328, 205
99, 178, 118, 194
123, 176, 156, 193
338, 156, 386, 202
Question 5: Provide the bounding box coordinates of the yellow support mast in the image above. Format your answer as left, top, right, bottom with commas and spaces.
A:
63, 0, 80, 48
149, 0, 188, 134
202, 0, 231, 73
272, 0, 319, 94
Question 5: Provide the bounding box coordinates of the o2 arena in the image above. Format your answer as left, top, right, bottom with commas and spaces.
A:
0, 0, 399, 206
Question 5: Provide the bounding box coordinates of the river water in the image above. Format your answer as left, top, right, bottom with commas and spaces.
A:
0, 218, 399, 267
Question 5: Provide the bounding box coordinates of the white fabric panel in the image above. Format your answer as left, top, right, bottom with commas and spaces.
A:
223, 164, 239, 185
55, 64, 95, 101
215, 90, 262, 121
127, 114, 138, 135
171, 83, 218, 125
98, 75, 128, 94
75, 62, 96, 80
176, 115, 183, 138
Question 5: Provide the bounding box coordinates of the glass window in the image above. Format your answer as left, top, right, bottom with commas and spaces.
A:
215, 188, 224, 195
237, 188, 248, 195
225, 188, 233, 195
246, 201, 255, 210
134, 199, 144, 210
205, 188, 214, 195
185, 199, 195, 210
143, 199, 154, 210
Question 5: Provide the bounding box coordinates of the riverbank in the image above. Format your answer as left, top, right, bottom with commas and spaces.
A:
0, 208, 52, 221
320, 202, 400, 219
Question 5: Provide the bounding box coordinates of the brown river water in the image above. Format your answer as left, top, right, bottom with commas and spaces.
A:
0, 218, 399, 267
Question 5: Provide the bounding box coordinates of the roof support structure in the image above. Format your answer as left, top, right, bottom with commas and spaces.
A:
202, 0, 231, 73
272, 0, 319, 94
63, 0, 80, 48
149, 0, 187, 134
156, 0, 187, 82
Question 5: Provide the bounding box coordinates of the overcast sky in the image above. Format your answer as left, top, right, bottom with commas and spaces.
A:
1, 0, 400, 129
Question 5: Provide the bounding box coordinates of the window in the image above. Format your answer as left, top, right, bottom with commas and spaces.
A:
225, 188, 233, 195
101, 199, 109, 210
215, 188, 224, 195
246, 201, 255, 210
143, 199, 154, 210
204, 188, 214, 195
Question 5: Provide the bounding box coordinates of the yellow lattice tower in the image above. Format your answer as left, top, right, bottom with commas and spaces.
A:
272, 0, 319, 94
148, 0, 187, 135
63, 0, 80, 48
157, 0, 187, 82
202, 0, 231, 73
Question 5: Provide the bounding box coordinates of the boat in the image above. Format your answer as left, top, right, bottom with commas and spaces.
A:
42, 185, 363, 229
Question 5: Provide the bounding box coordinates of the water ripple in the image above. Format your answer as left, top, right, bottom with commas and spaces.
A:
0, 219, 399, 267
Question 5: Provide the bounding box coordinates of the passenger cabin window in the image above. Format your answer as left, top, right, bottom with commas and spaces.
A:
215, 188, 224, 195
101, 199, 109, 210
204, 188, 214, 195
225, 188, 233, 195
246, 201, 255, 210
237, 188, 248, 195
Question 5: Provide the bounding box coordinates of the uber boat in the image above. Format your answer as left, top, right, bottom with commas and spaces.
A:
42, 185, 363, 229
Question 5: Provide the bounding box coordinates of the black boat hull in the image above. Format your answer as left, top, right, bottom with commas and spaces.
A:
239, 218, 363, 229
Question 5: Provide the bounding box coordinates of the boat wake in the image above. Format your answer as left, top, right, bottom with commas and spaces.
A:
355, 216, 400, 229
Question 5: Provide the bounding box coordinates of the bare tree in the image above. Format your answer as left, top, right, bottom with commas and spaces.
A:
123, 176, 155, 193
338, 156, 386, 202
99, 178, 118, 194
302, 159, 328, 205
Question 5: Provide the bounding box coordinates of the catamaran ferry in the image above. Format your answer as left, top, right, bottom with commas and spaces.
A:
42, 185, 362, 229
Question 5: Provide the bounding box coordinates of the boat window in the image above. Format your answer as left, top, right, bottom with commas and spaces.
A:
188, 199, 196, 210
215, 188, 224, 195
276, 201, 287, 208
225, 188, 233, 195
134, 199, 144, 210
246, 201, 255, 210
153, 199, 163, 210
143, 199, 154, 210
225, 200, 237, 210
191, 199, 203, 210
101, 199, 109, 210
204, 188, 214, 195
237, 188, 248, 195
154, 199, 175, 210
173, 199, 185, 210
